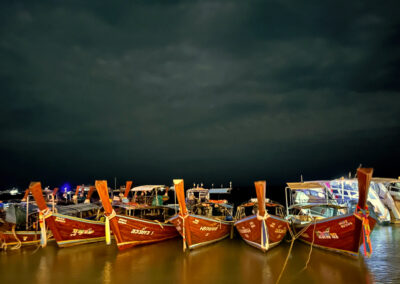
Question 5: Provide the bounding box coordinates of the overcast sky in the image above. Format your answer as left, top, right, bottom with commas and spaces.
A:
1, 0, 399, 189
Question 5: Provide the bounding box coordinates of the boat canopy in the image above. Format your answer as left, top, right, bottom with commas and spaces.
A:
187, 187, 208, 192
209, 188, 231, 194
288, 203, 347, 210
372, 177, 399, 183
130, 185, 166, 192
216, 203, 233, 209
286, 182, 325, 190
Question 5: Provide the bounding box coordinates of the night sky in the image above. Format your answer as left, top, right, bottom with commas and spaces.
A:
1, 0, 400, 190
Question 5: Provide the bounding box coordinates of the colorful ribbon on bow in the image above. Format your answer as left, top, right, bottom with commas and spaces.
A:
39, 208, 52, 248
354, 205, 372, 257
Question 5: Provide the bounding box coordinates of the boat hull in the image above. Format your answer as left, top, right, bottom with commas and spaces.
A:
112, 215, 179, 251
49, 213, 106, 247
234, 215, 289, 252
294, 213, 377, 257
169, 214, 233, 250
0, 230, 42, 248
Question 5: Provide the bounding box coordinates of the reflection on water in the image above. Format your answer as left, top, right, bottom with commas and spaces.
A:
0, 226, 398, 284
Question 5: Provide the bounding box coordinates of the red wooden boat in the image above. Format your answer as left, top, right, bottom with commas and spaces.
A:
234, 181, 289, 252
0, 201, 42, 249
0, 230, 42, 249
29, 182, 106, 247
288, 168, 376, 257
168, 179, 234, 251
95, 180, 178, 251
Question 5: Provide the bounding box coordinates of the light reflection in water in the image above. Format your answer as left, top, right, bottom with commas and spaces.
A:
0, 226, 398, 284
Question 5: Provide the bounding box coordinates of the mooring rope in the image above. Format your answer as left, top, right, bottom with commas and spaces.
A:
299, 218, 317, 273
276, 217, 315, 284
10, 225, 22, 250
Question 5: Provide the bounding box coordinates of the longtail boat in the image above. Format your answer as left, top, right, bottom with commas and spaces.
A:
234, 181, 289, 252
286, 168, 377, 257
0, 201, 42, 249
29, 182, 106, 247
168, 179, 234, 251
95, 180, 178, 251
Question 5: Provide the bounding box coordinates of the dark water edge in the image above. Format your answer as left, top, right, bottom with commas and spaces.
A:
0, 225, 399, 284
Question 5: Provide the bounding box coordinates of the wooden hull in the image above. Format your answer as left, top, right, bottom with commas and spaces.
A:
234, 215, 289, 252
111, 215, 179, 251
169, 214, 233, 250
49, 213, 106, 247
294, 213, 377, 257
0, 231, 42, 248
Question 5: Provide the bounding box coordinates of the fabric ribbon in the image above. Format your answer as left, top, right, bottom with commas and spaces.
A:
39, 208, 52, 248
105, 210, 116, 245
179, 214, 189, 252
257, 211, 270, 251
354, 205, 372, 257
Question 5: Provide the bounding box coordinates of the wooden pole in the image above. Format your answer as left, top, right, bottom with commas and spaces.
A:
357, 168, 373, 210
123, 181, 133, 198
95, 180, 123, 243
254, 181, 266, 217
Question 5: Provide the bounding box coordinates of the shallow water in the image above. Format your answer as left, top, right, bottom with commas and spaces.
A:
0, 225, 398, 284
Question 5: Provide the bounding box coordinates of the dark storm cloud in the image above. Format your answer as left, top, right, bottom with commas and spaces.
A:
1, 0, 399, 188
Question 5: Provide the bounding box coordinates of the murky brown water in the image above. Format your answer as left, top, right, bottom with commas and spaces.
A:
0, 225, 398, 284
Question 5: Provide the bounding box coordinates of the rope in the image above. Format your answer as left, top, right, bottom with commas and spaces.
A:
276, 216, 315, 284
154, 220, 164, 229
10, 225, 22, 250
0, 237, 7, 250
299, 218, 317, 273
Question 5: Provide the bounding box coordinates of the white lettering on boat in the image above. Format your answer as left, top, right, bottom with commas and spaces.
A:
118, 219, 127, 225
238, 227, 251, 234
316, 228, 339, 239
274, 228, 286, 234
200, 226, 218, 231
193, 219, 199, 224
55, 217, 66, 223
339, 220, 352, 228
130, 227, 154, 235
250, 221, 256, 228
70, 228, 94, 236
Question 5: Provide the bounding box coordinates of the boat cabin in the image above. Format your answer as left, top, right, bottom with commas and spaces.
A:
114, 185, 177, 221
235, 199, 285, 220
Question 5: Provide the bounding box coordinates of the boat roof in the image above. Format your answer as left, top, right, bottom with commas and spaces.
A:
209, 188, 231, 194
54, 203, 100, 215
130, 185, 165, 192
187, 187, 209, 192
371, 177, 399, 183
16, 202, 101, 215
238, 200, 284, 208
289, 203, 347, 210
286, 182, 325, 190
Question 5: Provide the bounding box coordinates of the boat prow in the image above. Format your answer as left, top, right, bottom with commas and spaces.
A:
234, 181, 289, 252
